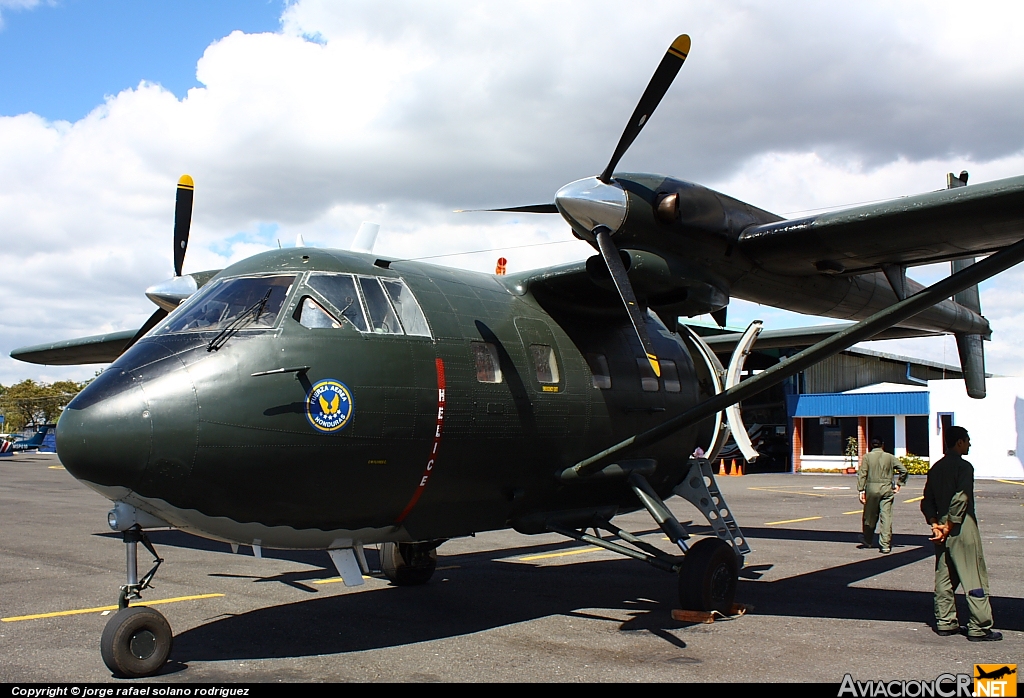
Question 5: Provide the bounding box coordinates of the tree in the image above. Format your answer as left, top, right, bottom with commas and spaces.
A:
0, 379, 88, 432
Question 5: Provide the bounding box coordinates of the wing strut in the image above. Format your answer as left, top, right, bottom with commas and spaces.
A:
562, 234, 1024, 479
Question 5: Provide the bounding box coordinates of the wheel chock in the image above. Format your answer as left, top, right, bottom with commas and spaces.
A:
671, 603, 752, 624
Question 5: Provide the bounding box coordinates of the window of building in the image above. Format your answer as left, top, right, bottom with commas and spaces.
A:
306, 274, 368, 332
530, 345, 560, 384
295, 296, 342, 329
586, 353, 611, 389
660, 360, 681, 393
802, 416, 858, 456
471, 342, 502, 383
637, 358, 659, 392
905, 415, 929, 457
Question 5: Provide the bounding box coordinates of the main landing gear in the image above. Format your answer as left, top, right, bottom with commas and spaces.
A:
380, 541, 440, 586
550, 458, 749, 613
100, 525, 172, 678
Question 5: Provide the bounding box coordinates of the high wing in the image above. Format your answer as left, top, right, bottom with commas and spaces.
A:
738, 174, 1024, 275
10, 329, 138, 365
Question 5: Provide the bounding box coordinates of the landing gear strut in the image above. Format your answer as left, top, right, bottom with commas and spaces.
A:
550, 458, 748, 613
100, 525, 172, 678
380, 541, 439, 586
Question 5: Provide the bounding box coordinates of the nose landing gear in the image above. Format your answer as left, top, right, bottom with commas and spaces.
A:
100, 525, 172, 678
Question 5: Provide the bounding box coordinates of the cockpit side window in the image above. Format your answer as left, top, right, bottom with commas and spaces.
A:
358, 277, 403, 335
307, 274, 368, 332
157, 275, 295, 335
294, 296, 343, 329
381, 278, 432, 337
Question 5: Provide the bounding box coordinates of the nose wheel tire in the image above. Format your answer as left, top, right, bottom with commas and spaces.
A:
678, 537, 739, 614
380, 542, 437, 586
100, 606, 172, 678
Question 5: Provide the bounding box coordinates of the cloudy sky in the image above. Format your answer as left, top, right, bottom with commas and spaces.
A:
2, 0, 1023, 386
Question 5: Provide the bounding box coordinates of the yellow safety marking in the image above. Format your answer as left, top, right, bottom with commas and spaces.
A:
1, 593, 223, 622
668, 35, 691, 59
312, 576, 373, 585
48, 465, 65, 470
747, 486, 828, 498
520, 546, 601, 561
177, 174, 194, 189
764, 516, 822, 526
996, 479, 1024, 487
903, 496, 924, 503
843, 510, 863, 515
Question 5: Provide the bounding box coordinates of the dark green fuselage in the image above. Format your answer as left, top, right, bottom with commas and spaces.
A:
56, 247, 700, 549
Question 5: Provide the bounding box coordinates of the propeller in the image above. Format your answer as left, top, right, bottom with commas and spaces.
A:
124, 174, 194, 354
457, 35, 692, 380
173, 174, 194, 277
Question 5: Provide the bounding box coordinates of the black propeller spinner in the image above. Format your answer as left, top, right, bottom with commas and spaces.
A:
469, 35, 692, 379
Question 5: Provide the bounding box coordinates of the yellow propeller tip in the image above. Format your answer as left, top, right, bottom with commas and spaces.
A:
669, 35, 690, 58
648, 355, 661, 377
177, 174, 194, 189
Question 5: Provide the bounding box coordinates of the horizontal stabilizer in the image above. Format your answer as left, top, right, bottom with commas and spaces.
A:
11, 329, 138, 365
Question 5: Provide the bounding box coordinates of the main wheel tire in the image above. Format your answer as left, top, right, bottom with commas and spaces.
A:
380, 542, 437, 586
678, 537, 739, 614
100, 606, 173, 678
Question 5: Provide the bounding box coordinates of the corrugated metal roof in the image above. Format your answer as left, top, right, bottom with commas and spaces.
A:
786, 391, 929, 417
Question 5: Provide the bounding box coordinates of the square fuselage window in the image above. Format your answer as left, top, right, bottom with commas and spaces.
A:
637, 358, 659, 392
530, 345, 560, 384
660, 360, 681, 392
586, 353, 611, 389
472, 342, 502, 383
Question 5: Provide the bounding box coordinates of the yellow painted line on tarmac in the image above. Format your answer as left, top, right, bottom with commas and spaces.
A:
843, 510, 863, 515
313, 576, 373, 584
996, 479, 1024, 487
47, 465, 65, 470
1, 593, 224, 622
747, 486, 828, 498
903, 496, 924, 503
764, 516, 822, 526
520, 546, 601, 561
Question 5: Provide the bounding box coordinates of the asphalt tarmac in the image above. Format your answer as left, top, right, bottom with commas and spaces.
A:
1, 452, 1021, 683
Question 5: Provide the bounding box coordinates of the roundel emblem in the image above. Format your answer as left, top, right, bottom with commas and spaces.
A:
305, 379, 354, 433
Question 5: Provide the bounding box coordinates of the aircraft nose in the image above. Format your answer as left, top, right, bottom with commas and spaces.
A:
57, 345, 199, 497
57, 367, 152, 492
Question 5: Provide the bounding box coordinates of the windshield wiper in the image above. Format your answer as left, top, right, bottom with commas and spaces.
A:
207, 289, 273, 352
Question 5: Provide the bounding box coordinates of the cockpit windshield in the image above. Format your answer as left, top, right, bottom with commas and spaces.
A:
156, 275, 295, 334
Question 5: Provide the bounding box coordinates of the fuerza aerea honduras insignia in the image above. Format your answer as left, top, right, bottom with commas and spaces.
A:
306, 379, 354, 433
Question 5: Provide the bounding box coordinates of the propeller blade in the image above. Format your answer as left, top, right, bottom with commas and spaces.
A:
174, 174, 194, 276
454, 204, 558, 214
121, 308, 169, 355
594, 226, 660, 377
598, 34, 690, 184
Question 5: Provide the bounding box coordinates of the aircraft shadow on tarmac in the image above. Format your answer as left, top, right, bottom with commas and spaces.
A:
163, 527, 1022, 664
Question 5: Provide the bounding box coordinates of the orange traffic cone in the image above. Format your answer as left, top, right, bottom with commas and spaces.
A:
719, 459, 726, 476
730, 459, 737, 476
735, 460, 744, 476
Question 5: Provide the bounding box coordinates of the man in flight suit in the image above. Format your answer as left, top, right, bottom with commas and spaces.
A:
922, 426, 1001, 641
857, 438, 908, 554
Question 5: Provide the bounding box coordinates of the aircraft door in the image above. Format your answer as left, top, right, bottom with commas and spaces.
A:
514, 317, 569, 438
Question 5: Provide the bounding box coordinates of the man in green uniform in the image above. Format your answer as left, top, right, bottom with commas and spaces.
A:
922, 426, 1001, 641
857, 438, 908, 554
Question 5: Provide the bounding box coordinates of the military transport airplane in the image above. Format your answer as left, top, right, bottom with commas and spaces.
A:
12, 35, 1024, 678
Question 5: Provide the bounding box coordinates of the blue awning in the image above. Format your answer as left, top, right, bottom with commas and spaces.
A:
786, 391, 929, 418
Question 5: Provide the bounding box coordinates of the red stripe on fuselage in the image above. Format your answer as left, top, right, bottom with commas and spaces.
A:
395, 358, 446, 524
